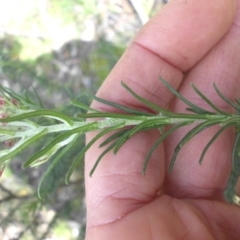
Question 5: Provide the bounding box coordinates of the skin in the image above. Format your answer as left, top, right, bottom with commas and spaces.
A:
85, 0, 240, 239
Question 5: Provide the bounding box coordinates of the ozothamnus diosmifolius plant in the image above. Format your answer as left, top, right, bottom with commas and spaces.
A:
0, 77, 239, 201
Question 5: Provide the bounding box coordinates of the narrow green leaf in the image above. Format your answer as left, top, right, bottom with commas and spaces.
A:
191, 83, 229, 115
38, 134, 79, 199
65, 123, 125, 184
0, 85, 38, 110
33, 88, 44, 108
121, 81, 169, 114
168, 112, 225, 121
185, 108, 209, 114
159, 77, 213, 114
0, 129, 15, 135
232, 131, 240, 170
91, 94, 153, 115
224, 131, 240, 203
99, 128, 129, 148
114, 118, 167, 154
199, 123, 233, 164
0, 128, 48, 164
76, 112, 148, 120
70, 100, 100, 113
224, 170, 239, 203
23, 90, 33, 104
169, 120, 221, 172
213, 83, 240, 112
29, 135, 78, 167
90, 141, 118, 177
143, 121, 192, 174
23, 122, 97, 168
0, 85, 24, 102
0, 110, 74, 126
91, 119, 168, 176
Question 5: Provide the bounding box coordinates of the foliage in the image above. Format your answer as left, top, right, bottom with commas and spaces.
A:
0, 7, 125, 239
0, 1, 193, 239
0, 78, 240, 205
0, 37, 123, 238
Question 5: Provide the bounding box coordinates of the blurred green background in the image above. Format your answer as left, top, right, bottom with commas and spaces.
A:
0, 1, 165, 239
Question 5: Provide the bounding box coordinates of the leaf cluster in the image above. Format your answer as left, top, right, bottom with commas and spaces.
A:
0, 78, 240, 203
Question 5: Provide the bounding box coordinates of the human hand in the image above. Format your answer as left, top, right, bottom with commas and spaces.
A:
85, 0, 240, 239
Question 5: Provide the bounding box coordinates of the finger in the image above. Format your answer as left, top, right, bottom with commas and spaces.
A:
165, 2, 240, 200
91, 0, 237, 112
85, 0, 237, 228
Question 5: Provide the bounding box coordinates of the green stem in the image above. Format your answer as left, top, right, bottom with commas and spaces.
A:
0, 113, 233, 141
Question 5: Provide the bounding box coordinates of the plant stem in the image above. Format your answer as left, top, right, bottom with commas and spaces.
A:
0, 112, 234, 141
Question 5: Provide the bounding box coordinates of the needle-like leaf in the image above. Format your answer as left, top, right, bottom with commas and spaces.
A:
113, 118, 168, 154
0, 129, 48, 164
90, 141, 118, 177
0, 77, 239, 203
0, 110, 74, 126
0, 85, 42, 109
160, 77, 213, 114
224, 131, 240, 203
76, 112, 148, 120
121, 81, 169, 114
38, 134, 79, 199
169, 120, 221, 172
232, 131, 240, 170
70, 100, 100, 113
91, 94, 153, 115
191, 83, 229, 115
99, 128, 129, 148
143, 121, 193, 174
213, 83, 240, 112
23, 122, 97, 168
198, 122, 235, 164
65, 123, 125, 183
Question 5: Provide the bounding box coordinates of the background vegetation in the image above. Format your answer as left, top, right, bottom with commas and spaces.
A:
0, 1, 165, 239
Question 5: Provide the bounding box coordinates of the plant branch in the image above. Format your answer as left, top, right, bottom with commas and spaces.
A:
0, 78, 240, 203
